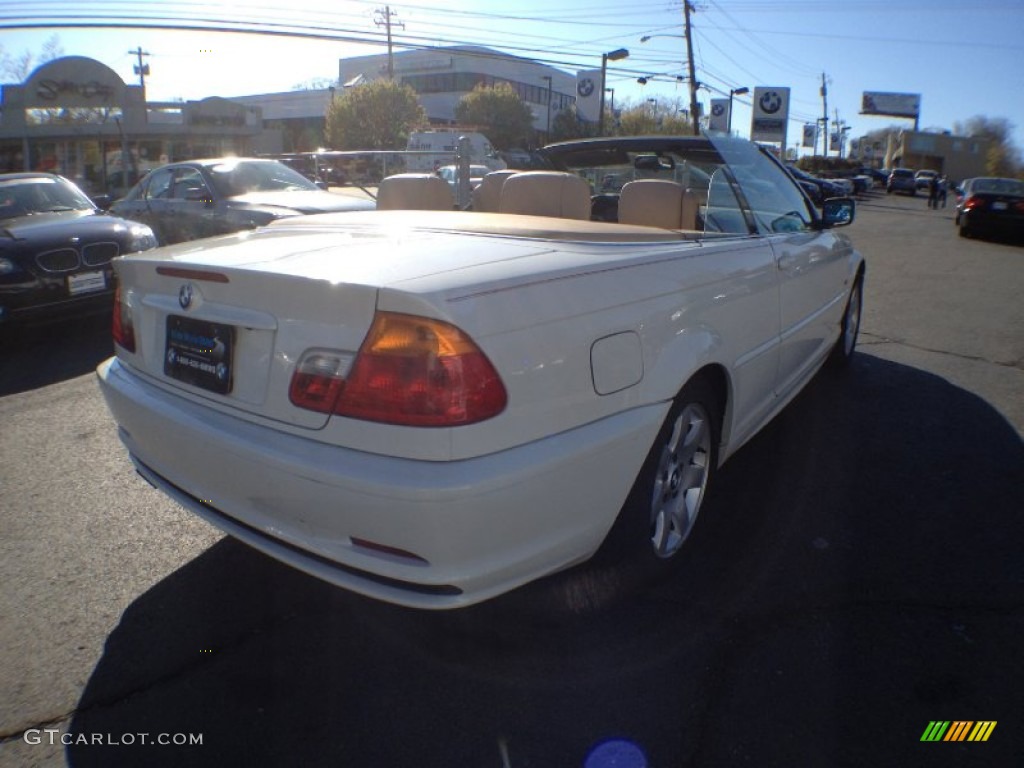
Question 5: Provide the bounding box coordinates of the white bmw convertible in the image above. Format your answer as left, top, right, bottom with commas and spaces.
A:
98, 135, 864, 609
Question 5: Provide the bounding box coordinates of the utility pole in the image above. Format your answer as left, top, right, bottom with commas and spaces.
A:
820, 72, 829, 157
834, 109, 842, 158
683, 1, 700, 135
374, 6, 404, 80
129, 46, 150, 91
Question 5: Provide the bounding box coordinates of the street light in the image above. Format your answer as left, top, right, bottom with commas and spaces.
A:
542, 75, 553, 137
728, 86, 749, 134
640, 33, 699, 134
598, 48, 629, 136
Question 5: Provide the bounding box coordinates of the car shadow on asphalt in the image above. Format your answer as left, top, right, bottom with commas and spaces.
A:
66, 353, 1024, 767
0, 313, 113, 397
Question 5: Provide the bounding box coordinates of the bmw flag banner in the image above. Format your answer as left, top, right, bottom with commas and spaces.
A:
576, 70, 603, 123
750, 87, 790, 145
802, 123, 817, 148
708, 99, 730, 133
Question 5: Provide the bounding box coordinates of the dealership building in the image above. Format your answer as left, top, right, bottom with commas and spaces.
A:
233, 45, 578, 153
337, 45, 576, 133
0, 56, 267, 192
2, 47, 577, 187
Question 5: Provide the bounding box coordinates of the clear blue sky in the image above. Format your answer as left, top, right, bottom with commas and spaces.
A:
3, 0, 1022, 157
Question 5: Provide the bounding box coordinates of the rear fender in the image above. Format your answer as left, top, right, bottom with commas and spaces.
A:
639, 326, 733, 447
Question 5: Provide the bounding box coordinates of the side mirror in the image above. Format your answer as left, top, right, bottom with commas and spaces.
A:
821, 197, 855, 228
91, 194, 113, 211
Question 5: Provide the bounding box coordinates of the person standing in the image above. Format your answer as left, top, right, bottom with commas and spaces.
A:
938, 175, 948, 208
928, 174, 939, 209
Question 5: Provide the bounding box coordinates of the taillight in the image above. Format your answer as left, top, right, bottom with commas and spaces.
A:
288, 351, 353, 413
289, 311, 507, 427
112, 283, 136, 353
962, 196, 984, 211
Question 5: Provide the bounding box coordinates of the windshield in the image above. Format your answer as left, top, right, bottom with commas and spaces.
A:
972, 178, 1024, 196
0, 176, 94, 217
206, 160, 320, 197
542, 133, 817, 235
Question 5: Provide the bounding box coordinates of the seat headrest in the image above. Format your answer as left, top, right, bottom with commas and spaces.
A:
377, 173, 455, 210
498, 171, 592, 220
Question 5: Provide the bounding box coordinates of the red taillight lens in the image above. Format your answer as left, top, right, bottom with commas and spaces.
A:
963, 196, 984, 211
289, 312, 508, 427
112, 283, 136, 353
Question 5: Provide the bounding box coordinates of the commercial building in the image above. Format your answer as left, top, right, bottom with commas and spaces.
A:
232, 46, 578, 154
2, 47, 576, 191
852, 129, 992, 182
338, 45, 576, 139
1, 56, 264, 194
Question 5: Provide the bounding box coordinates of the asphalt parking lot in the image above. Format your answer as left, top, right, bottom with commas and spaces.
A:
1, 189, 1021, 767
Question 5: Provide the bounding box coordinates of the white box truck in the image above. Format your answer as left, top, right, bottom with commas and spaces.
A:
404, 131, 506, 173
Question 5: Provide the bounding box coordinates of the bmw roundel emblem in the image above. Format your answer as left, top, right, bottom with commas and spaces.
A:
179, 283, 194, 310
759, 90, 783, 114
577, 78, 595, 98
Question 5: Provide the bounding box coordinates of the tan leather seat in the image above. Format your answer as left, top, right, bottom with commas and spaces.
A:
498, 171, 592, 220
618, 179, 701, 230
376, 173, 455, 210
471, 170, 518, 212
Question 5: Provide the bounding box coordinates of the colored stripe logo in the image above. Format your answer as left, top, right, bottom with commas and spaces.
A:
921, 721, 997, 742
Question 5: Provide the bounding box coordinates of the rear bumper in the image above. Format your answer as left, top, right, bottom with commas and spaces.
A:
961, 210, 1024, 236
97, 356, 665, 609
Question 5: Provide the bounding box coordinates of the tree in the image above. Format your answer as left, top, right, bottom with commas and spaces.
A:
614, 97, 690, 137
953, 115, 1022, 177
551, 104, 594, 142
324, 79, 427, 150
454, 83, 534, 150
0, 35, 64, 81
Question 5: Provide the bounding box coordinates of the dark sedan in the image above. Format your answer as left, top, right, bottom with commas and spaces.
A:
110, 158, 375, 245
954, 177, 1024, 240
784, 166, 847, 207
0, 173, 157, 328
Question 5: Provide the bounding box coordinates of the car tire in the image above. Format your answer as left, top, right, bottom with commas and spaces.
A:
828, 272, 863, 369
959, 222, 972, 238
596, 376, 721, 572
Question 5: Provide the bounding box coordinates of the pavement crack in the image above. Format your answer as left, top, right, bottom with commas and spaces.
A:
860, 330, 1022, 370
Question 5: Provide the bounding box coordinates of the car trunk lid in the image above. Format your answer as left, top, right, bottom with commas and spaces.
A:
113, 224, 555, 429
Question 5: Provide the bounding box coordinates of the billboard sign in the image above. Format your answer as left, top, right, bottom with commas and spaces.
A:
861, 91, 921, 119
750, 87, 790, 144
